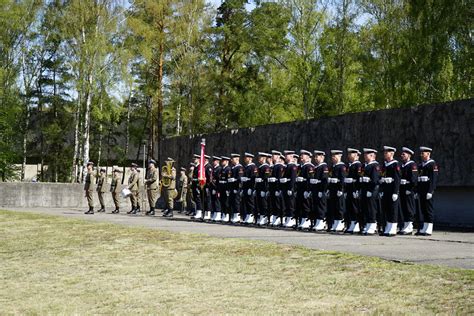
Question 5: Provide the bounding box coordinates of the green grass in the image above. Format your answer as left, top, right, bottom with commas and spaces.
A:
0, 210, 472, 314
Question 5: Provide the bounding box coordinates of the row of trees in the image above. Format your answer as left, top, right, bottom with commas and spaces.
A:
0, 0, 471, 182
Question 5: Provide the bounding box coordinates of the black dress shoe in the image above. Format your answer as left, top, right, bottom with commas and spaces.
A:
84, 209, 94, 215
163, 210, 173, 217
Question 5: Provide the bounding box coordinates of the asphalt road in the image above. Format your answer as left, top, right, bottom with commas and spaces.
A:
4, 207, 474, 269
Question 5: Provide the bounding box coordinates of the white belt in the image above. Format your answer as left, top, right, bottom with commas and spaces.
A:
279, 178, 288, 183
400, 179, 410, 185
268, 177, 277, 183
240, 177, 249, 182
380, 177, 394, 184
227, 178, 236, 183
310, 179, 321, 184
255, 178, 263, 183
360, 176, 370, 183
418, 176, 429, 182
328, 178, 340, 183
296, 177, 305, 182
219, 180, 226, 184
344, 178, 355, 184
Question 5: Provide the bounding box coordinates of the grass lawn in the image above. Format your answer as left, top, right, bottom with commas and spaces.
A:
0, 210, 472, 314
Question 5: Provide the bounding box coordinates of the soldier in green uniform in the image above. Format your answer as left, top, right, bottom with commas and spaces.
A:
96, 168, 107, 212
162, 157, 178, 217
177, 167, 188, 213
84, 161, 96, 214
185, 163, 196, 216
145, 159, 159, 216
110, 167, 122, 213
127, 163, 139, 214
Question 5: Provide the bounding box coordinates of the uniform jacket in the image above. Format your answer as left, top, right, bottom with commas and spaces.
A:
128, 170, 139, 191
381, 159, 401, 194
145, 168, 159, 190
345, 161, 362, 193
255, 163, 271, 193
110, 174, 121, 193
417, 159, 439, 194
328, 162, 346, 192
281, 162, 298, 192
309, 162, 327, 193
96, 174, 107, 193
84, 170, 96, 191
360, 161, 381, 194
400, 160, 418, 193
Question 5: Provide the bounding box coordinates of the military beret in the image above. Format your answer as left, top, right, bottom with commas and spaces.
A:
300, 149, 313, 157
231, 153, 240, 158
283, 150, 295, 155
363, 148, 377, 154
383, 146, 396, 152
402, 147, 414, 155
271, 150, 282, 156
347, 148, 361, 155
258, 152, 271, 158
331, 149, 343, 155
221, 156, 231, 161
244, 152, 254, 158
419, 146, 432, 152
313, 150, 325, 156
212, 156, 222, 161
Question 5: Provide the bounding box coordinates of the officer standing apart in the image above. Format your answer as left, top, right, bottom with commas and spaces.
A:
127, 163, 140, 214
96, 167, 107, 212
345, 148, 362, 234
145, 159, 159, 216
84, 161, 96, 214
399, 147, 418, 235
162, 158, 177, 217
417, 146, 438, 236
110, 167, 122, 214
360, 148, 381, 235
380, 146, 401, 236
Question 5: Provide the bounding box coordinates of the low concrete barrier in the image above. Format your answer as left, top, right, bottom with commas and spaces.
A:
0, 183, 472, 228
0, 183, 147, 211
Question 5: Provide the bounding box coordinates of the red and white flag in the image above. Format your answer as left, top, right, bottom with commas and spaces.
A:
198, 138, 206, 188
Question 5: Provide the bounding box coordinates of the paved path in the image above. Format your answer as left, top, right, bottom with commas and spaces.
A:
4, 207, 474, 269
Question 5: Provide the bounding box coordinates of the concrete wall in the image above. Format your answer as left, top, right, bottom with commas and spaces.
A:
0, 183, 147, 210
159, 98, 474, 187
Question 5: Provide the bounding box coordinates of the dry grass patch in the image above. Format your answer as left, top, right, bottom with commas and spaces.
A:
0, 210, 472, 314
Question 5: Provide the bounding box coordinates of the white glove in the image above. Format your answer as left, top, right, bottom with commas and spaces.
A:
337, 191, 343, 197
265, 191, 270, 197
392, 194, 398, 202
252, 190, 256, 197
426, 193, 433, 200
353, 191, 359, 199
212, 190, 216, 195
303, 191, 310, 199
343, 193, 347, 199
275, 191, 281, 197
318, 192, 323, 198
287, 190, 292, 196
414, 193, 418, 199
379, 192, 384, 198
325, 190, 330, 197
226, 190, 230, 196
247, 189, 252, 196
233, 190, 238, 194
260, 191, 266, 198
195, 188, 200, 194
206, 188, 210, 195
405, 190, 411, 195
239, 191, 243, 197
367, 191, 372, 198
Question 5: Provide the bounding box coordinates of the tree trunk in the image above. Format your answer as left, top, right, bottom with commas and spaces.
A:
82, 71, 93, 183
